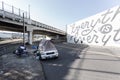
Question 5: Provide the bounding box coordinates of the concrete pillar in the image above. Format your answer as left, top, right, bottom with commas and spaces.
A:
28, 31, 33, 45
56, 35, 59, 39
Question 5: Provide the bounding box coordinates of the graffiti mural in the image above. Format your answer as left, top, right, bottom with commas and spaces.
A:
67, 6, 120, 46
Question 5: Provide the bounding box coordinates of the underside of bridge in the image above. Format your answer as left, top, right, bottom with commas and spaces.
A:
0, 20, 66, 44
0, 20, 23, 32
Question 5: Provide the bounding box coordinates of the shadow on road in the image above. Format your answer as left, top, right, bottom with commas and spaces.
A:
41, 43, 89, 80
41, 43, 120, 80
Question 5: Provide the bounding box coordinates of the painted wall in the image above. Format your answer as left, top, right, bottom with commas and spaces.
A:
67, 6, 120, 47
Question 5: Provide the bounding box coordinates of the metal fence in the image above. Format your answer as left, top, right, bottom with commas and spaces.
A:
0, 1, 28, 18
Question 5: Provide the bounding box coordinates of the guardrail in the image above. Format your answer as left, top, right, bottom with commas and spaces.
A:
0, 1, 65, 35
0, 1, 27, 18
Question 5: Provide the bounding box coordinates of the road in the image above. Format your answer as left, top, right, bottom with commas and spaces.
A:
0, 40, 45, 80
41, 43, 120, 80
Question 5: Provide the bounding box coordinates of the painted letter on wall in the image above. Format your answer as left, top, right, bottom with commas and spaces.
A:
67, 6, 120, 47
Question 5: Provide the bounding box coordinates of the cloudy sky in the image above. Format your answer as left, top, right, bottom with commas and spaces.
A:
0, 0, 120, 31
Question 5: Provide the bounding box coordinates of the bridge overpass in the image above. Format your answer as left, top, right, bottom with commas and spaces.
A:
0, 2, 66, 44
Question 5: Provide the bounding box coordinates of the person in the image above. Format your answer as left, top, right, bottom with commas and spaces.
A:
18, 45, 25, 53
17, 45, 26, 56
81, 40, 83, 44
34, 50, 41, 60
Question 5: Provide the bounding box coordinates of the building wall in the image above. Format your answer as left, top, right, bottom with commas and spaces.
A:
67, 6, 120, 47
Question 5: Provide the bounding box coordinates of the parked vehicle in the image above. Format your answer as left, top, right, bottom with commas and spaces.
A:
34, 39, 59, 60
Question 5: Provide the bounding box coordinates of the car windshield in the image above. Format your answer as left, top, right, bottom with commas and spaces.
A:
38, 39, 57, 52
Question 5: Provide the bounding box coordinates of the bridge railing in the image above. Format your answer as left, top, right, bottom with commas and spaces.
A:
0, 1, 28, 18
0, 1, 66, 35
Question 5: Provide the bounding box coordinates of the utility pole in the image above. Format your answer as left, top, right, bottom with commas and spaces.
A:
28, 4, 30, 19
23, 13, 25, 46
66, 24, 67, 35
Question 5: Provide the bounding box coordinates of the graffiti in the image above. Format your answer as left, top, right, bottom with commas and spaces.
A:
71, 24, 76, 34
114, 28, 120, 41
81, 19, 101, 36
81, 18, 100, 36
70, 36, 73, 41
100, 24, 112, 34
102, 35, 111, 46
84, 21, 89, 28
101, 9, 113, 24
83, 37, 85, 40
91, 19, 101, 27
68, 6, 120, 46
81, 23, 86, 29
69, 36, 81, 44
74, 32, 81, 44
94, 30, 97, 33
87, 35, 99, 43
81, 29, 92, 36
74, 37, 79, 44
111, 6, 120, 21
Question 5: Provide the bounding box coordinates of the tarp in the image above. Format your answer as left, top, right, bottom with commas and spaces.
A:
38, 39, 57, 52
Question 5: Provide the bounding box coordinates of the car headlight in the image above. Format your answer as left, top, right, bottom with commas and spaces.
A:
55, 50, 58, 53
41, 53, 45, 55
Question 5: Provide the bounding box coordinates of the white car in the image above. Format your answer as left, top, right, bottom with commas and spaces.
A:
34, 39, 59, 60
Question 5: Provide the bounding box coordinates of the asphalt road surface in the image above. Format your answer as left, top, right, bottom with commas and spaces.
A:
41, 43, 120, 80
0, 41, 45, 80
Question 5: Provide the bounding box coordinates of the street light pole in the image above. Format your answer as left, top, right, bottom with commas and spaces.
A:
66, 24, 67, 35
28, 4, 30, 19
23, 13, 25, 46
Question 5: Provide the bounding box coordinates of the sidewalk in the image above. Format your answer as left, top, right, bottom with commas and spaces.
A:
0, 45, 45, 80
106, 46, 120, 57
78, 45, 120, 80
90, 45, 120, 57
61, 43, 120, 80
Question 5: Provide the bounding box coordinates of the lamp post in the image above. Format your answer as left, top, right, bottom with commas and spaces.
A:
28, 4, 30, 19
66, 24, 67, 35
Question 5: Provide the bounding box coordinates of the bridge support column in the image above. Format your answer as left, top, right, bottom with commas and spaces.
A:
56, 35, 59, 39
28, 31, 33, 45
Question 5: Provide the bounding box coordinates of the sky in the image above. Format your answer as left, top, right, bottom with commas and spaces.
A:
0, 0, 120, 31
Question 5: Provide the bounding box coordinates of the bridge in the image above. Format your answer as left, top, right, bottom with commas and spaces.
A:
0, 2, 66, 44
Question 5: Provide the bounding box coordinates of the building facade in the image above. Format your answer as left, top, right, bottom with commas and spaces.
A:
67, 6, 120, 47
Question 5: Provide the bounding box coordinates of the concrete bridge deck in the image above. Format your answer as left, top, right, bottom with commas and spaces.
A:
0, 1, 66, 44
